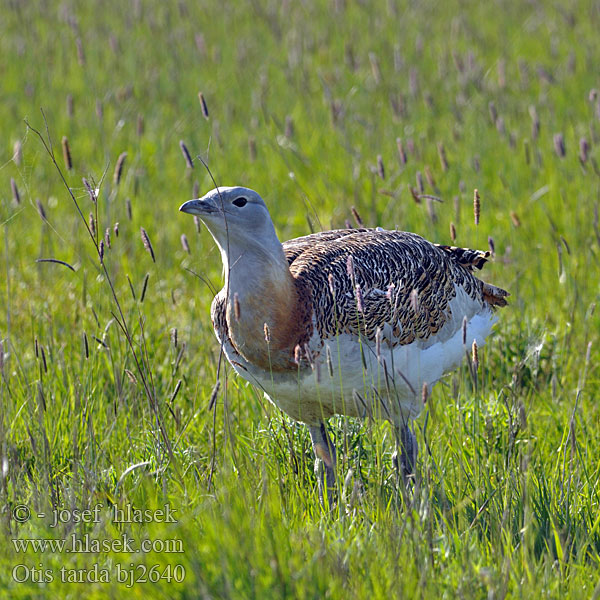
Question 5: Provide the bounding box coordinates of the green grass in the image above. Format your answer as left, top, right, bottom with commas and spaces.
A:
1, 0, 600, 597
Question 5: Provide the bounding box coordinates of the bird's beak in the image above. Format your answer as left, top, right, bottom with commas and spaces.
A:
179, 198, 217, 215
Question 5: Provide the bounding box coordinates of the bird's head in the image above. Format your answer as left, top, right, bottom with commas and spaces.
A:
179, 186, 282, 264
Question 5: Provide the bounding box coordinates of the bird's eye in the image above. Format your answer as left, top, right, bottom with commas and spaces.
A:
232, 197, 248, 207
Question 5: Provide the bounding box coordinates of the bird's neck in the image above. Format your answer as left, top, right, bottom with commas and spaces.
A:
221, 240, 307, 370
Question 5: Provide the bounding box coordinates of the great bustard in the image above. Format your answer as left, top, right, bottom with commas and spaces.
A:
180, 186, 508, 499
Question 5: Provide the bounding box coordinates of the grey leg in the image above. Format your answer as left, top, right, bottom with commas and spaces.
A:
308, 422, 337, 506
392, 423, 418, 485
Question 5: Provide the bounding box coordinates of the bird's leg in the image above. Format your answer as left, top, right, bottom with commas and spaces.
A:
392, 422, 418, 485
308, 422, 337, 506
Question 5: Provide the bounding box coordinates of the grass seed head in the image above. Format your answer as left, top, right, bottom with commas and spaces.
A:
140, 227, 155, 262
553, 133, 566, 158
13, 140, 22, 166
126, 198, 132, 220
83, 178, 97, 204
386, 283, 395, 303
171, 328, 178, 348
137, 114, 144, 136
114, 222, 119, 237
396, 138, 407, 165
208, 380, 220, 411
89, 212, 96, 238
140, 273, 149, 302
99, 239, 105, 263
416, 171, 424, 193
450, 222, 457, 242
422, 382, 428, 404
438, 142, 448, 171
179, 140, 194, 169
194, 215, 201, 233
462, 315, 468, 346
376, 154, 385, 179
529, 105, 540, 139
76, 37, 85, 65
61, 136, 72, 171
472, 340, 479, 371
410, 288, 419, 313
180, 233, 190, 254
351, 206, 364, 227
285, 115, 294, 138
328, 273, 335, 297
510, 210, 521, 227
10, 178, 20, 204
113, 152, 127, 185
579, 137, 589, 163
124, 369, 137, 384
410, 186, 421, 204
355, 284, 364, 312
294, 344, 302, 365
198, 92, 209, 119
35, 199, 46, 221
104, 228, 111, 249
346, 254, 355, 283
474, 189, 480, 225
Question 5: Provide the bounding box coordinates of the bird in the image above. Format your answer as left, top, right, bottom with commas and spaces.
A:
180, 186, 508, 501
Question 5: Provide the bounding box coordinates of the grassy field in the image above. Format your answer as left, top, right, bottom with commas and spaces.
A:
2, 0, 600, 597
